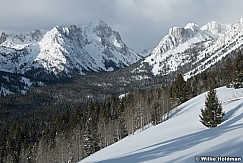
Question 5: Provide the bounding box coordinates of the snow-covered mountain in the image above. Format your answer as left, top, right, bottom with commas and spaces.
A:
0, 20, 141, 78
138, 18, 243, 79
80, 86, 243, 163
139, 48, 152, 58
2, 18, 243, 96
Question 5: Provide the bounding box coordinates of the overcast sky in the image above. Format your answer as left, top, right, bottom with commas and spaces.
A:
1, 0, 243, 51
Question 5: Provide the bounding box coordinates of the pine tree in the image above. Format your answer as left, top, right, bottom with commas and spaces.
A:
83, 107, 100, 157
83, 122, 94, 157
232, 52, 243, 88
223, 58, 233, 87
171, 74, 188, 104
199, 87, 224, 128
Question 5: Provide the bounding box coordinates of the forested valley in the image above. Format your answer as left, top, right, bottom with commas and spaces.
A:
0, 51, 243, 163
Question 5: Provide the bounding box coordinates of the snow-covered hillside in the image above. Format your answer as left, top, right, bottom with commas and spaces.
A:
80, 87, 243, 163
0, 20, 141, 77
139, 18, 243, 79
0, 71, 44, 96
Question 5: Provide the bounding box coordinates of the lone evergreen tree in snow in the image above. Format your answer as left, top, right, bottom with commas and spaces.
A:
199, 87, 225, 128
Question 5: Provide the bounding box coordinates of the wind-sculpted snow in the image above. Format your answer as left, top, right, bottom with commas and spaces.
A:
80, 87, 243, 163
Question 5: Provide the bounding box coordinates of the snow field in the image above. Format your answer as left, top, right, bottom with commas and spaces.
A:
80, 87, 243, 163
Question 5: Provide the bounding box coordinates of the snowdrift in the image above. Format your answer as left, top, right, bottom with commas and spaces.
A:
80, 87, 243, 163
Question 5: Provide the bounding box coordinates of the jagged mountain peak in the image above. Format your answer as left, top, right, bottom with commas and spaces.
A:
0, 20, 141, 80
2, 29, 47, 45
231, 17, 243, 29
35, 20, 111, 39
140, 17, 243, 79
87, 19, 110, 29
201, 21, 228, 38
184, 22, 200, 31
153, 22, 210, 56
143, 22, 211, 72
82, 20, 114, 39
168, 23, 200, 39
0, 32, 7, 44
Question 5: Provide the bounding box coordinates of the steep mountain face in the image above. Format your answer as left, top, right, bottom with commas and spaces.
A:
139, 19, 243, 80
0, 20, 141, 95
2, 18, 243, 96
184, 18, 243, 79
0, 20, 141, 79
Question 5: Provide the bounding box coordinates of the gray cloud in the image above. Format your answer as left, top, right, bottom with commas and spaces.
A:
1, 0, 243, 51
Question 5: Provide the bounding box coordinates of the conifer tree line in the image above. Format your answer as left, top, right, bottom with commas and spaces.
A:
0, 50, 243, 162
0, 86, 172, 162
224, 52, 243, 88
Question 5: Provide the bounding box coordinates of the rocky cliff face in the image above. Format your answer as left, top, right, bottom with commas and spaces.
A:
136, 19, 242, 79
0, 20, 141, 95
0, 32, 6, 44
0, 20, 141, 79
2, 18, 243, 96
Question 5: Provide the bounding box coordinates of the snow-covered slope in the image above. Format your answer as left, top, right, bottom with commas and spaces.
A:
140, 19, 243, 79
0, 20, 141, 78
184, 18, 243, 79
80, 87, 243, 163
0, 71, 44, 96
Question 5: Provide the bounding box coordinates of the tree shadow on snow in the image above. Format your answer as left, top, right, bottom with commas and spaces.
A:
94, 102, 243, 163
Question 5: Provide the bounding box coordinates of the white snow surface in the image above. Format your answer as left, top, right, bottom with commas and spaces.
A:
80, 87, 243, 163
0, 20, 140, 76
184, 18, 243, 80
141, 19, 243, 79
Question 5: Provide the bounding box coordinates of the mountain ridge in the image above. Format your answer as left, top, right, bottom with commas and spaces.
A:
140, 20, 231, 78
0, 20, 141, 78
2, 18, 243, 96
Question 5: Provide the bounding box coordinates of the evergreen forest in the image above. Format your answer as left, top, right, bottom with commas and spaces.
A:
0, 51, 243, 162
